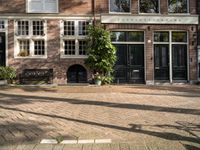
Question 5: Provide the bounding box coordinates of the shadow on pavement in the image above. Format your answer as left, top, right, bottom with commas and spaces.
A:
0, 92, 199, 116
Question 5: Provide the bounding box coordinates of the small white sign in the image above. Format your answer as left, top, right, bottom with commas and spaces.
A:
101, 15, 199, 25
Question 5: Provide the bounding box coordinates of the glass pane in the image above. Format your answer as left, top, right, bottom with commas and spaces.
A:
129, 44, 144, 66
111, 32, 126, 42
110, 0, 131, 13
140, 0, 159, 13
128, 31, 144, 42
168, 0, 188, 13
172, 31, 187, 42
154, 32, 169, 42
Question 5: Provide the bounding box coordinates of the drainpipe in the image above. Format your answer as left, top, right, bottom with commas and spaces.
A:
92, 0, 96, 26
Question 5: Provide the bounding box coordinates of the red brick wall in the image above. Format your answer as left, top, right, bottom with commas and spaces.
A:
7, 19, 92, 84
0, 0, 197, 15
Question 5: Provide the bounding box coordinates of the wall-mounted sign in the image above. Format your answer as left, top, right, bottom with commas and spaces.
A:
101, 15, 199, 25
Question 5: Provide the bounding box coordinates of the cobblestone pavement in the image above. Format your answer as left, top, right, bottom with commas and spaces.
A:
0, 85, 200, 150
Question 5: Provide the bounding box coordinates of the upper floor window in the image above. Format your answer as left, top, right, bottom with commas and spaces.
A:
168, 0, 188, 13
27, 0, 58, 13
139, 0, 159, 13
109, 0, 131, 13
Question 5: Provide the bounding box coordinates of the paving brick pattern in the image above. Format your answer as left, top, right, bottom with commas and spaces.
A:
0, 85, 200, 150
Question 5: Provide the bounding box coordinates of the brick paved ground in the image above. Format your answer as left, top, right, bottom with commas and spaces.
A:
0, 85, 200, 150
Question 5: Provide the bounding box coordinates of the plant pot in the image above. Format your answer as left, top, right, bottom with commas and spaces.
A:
0, 80, 7, 86
95, 79, 102, 86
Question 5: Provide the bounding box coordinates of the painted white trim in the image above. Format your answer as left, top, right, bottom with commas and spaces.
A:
138, 0, 160, 14
0, 15, 94, 20
14, 20, 47, 59
153, 30, 189, 83
109, 0, 132, 14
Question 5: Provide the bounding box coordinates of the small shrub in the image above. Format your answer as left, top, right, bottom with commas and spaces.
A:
0, 67, 16, 81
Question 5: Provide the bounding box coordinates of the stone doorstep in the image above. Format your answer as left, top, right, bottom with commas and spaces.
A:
40, 139, 112, 144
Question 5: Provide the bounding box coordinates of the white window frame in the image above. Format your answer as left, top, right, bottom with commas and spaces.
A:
14, 20, 47, 59
109, 0, 132, 14
138, 0, 160, 14
153, 30, 189, 83
60, 20, 91, 58
26, 0, 59, 13
168, 0, 190, 14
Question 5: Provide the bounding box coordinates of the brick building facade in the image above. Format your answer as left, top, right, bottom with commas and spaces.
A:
0, 0, 199, 84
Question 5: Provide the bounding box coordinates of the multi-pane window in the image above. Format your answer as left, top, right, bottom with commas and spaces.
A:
15, 20, 46, 58
168, 0, 188, 13
61, 20, 90, 57
79, 40, 87, 55
27, 0, 58, 13
34, 40, 45, 55
64, 40, 76, 55
64, 21, 75, 36
0, 20, 5, 29
109, 0, 131, 13
18, 40, 30, 56
33, 21, 44, 36
17, 21, 29, 36
79, 21, 90, 36
139, 0, 159, 13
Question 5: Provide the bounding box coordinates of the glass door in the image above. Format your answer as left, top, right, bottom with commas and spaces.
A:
172, 44, 187, 80
114, 44, 128, 83
128, 44, 144, 83
154, 44, 169, 80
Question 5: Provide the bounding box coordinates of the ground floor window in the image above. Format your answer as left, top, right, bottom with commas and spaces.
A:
60, 20, 90, 58
111, 31, 145, 83
14, 20, 47, 58
154, 31, 188, 81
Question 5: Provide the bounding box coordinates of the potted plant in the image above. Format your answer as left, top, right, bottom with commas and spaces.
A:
17, 50, 29, 57
94, 72, 102, 86
85, 25, 117, 85
0, 66, 16, 85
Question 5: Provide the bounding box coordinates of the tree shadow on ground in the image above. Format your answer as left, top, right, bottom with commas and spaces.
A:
0, 105, 199, 147
0, 86, 57, 93
0, 92, 199, 116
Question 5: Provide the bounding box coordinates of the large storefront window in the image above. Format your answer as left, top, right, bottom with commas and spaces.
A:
109, 0, 131, 13
139, 0, 159, 13
111, 31, 145, 83
168, 0, 188, 13
154, 31, 188, 81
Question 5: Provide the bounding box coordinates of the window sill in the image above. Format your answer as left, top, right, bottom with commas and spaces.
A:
14, 56, 47, 59
168, 13, 190, 15
60, 55, 88, 59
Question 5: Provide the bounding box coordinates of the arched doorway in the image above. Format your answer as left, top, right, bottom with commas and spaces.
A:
67, 65, 87, 83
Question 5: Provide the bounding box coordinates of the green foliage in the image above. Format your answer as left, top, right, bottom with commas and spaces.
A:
85, 25, 117, 84
0, 66, 16, 80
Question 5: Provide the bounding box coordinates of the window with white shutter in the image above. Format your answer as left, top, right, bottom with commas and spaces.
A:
27, 0, 58, 13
